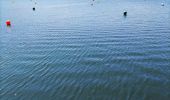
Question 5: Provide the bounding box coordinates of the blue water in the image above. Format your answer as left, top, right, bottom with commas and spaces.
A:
0, 0, 170, 100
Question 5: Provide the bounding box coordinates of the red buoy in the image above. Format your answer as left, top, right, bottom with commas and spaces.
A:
6, 20, 11, 26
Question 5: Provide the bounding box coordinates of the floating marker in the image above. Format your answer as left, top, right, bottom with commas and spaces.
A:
6, 20, 11, 26
124, 11, 127, 16
33, 7, 35, 11
161, 3, 164, 6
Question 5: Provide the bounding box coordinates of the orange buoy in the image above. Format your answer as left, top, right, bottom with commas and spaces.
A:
6, 20, 11, 26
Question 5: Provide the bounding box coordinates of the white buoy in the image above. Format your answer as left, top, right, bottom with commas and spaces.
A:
161, 3, 164, 6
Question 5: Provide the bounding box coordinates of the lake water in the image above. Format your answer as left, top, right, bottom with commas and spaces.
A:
0, 0, 170, 100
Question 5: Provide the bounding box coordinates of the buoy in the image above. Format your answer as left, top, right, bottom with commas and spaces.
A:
33, 7, 35, 11
124, 11, 127, 16
161, 3, 164, 6
6, 20, 11, 26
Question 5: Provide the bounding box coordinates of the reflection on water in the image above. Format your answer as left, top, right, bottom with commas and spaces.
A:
1, 0, 170, 100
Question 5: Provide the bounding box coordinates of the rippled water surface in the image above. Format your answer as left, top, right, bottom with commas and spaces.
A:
1, 0, 170, 100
